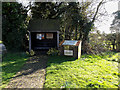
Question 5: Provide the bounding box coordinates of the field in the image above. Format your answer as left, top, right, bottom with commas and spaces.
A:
44, 52, 120, 88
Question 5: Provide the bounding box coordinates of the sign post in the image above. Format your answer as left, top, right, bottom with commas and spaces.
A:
59, 40, 82, 59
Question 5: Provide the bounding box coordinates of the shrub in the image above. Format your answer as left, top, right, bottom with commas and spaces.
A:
88, 31, 110, 54
47, 48, 59, 56
30, 50, 35, 56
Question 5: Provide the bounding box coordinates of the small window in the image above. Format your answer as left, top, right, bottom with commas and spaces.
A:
46, 33, 53, 39
37, 33, 44, 40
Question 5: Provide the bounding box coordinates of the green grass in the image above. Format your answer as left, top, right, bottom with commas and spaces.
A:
0, 41, 2, 44
1, 52, 29, 88
44, 52, 120, 88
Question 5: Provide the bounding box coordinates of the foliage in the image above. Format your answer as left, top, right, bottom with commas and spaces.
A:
87, 29, 120, 54
2, 2, 28, 51
110, 10, 120, 51
1, 52, 29, 88
105, 33, 117, 51
30, 1, 105, 53
30, 1, 103, 40
47, 48, 59, 56
44, 52, 119, 88
88, 31, 109, 54
31, 2, 60, 19
29, 50, 35, 56
2, 1, 105, 53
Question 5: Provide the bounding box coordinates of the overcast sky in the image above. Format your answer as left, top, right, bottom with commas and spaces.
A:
94, 1, 119, 34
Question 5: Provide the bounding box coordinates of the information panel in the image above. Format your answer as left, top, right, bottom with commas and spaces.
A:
62, 40, 78, 45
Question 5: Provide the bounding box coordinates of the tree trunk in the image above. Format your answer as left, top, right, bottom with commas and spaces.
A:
75, 25, 77, 40
112, 39, 116, 51
116, 33, 120, 51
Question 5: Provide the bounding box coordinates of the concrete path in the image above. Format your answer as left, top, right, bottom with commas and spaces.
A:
6, 55, 48, 88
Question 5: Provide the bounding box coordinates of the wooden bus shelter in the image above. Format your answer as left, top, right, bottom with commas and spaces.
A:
28, 19, 60, 51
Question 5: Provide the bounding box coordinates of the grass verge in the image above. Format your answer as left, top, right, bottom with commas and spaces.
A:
44, 52, 119, 88
1, 52, 29, 88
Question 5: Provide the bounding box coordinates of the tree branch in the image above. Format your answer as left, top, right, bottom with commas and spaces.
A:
91, 0, 104, 23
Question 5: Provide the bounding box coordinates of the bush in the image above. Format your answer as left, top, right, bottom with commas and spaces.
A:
30, 50, 35, 56
47, 48, 59, 56
25, 50, 35, 56
88, 31, 110, 54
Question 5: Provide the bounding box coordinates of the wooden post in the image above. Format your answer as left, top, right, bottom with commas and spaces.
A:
60, 46, 64, 56
29, 31, 31, 52
0, 1, 2, 41
78, 41, 82, 59
73, 46, 78, 59
57, 31, 59, 48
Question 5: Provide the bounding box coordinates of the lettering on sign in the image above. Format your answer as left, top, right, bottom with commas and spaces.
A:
64, 50, 73, 56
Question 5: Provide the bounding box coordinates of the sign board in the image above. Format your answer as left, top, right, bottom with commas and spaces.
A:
64, 50, 73, 56
60, 40, 82, 59
37, 33, 44, 40
46, 33, 53, 39
62, 40, 78, 46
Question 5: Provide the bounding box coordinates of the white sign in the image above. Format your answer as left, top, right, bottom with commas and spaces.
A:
37, 34, 42, 40
64, 50, 73, 56
37, 34, 44, 40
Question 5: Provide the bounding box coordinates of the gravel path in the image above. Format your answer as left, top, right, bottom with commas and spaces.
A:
6, 55, 48, 88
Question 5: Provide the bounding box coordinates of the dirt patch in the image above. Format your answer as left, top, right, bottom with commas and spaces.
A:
6, 55, 48, 88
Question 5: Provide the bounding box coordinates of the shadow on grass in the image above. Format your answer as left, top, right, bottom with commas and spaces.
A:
2, 52, 29, 86
2, 51, 50, 88
3, 55, 48, 84
12, 55, 47, 78
47, 52, 119, 66
47, 55, 76, 67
